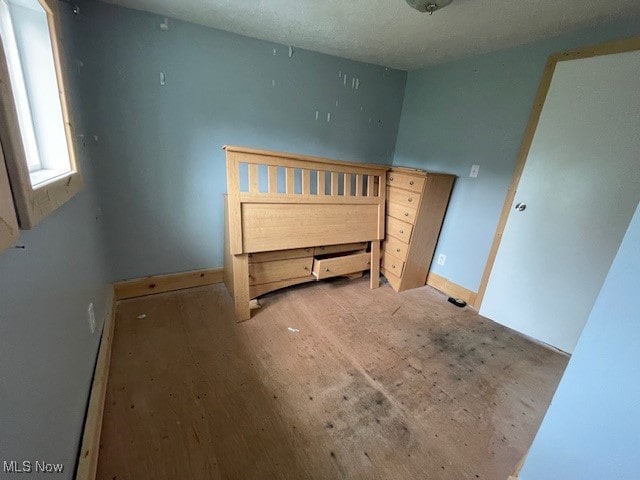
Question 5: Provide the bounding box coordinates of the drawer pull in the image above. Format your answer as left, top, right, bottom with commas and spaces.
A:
304, 266, 309, 270
389, 176, 394, 181
399, 230, 404, 234
325, 268, 330, 272
404, 212, 409, 217
408, 197, 413, 202
409, 180, 414, 185
396, 248, 401, 253
305, 248, 311, 252
392, 264, 396, 268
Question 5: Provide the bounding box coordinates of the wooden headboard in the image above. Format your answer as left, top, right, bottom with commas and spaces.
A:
223, 146, 388, 320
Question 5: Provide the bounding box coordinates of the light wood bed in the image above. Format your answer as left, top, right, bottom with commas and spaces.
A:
223, 146, 388, 320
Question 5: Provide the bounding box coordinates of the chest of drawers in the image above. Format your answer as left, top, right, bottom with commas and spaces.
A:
382, 168, 455, 292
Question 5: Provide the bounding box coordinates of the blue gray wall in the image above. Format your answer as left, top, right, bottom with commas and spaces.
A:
74, 1, 406, 281
519, 200, 640, 479
0, 5, 111, 478
393, 15, 640, 292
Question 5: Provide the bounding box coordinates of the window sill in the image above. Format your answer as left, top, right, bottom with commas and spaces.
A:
30, 168, 71, 188
9, 167, 84, 229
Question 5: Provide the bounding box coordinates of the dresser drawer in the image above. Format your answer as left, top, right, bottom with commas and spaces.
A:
387, 201, 417, 224
314, 242, 367, 256
381, 252, 405, 277
386, 171, 425, 193
387, 187, 420, 209
386, 216, 413, 243
249, 257, 313, 285
383, 235, 409, 262
312, 252, 370, 280
249, 247, 313, 264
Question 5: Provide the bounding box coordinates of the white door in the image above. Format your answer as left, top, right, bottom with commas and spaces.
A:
480, 50, 640, 354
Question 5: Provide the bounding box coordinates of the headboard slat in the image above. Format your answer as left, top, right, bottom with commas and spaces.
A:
331, 172, 339, 196
248, 164, 259, 193
302, 169, 311, 195
267, 166, 278, 193
318, 171, 326, 195
285, 168, 295, 194
367, 175, 375, 197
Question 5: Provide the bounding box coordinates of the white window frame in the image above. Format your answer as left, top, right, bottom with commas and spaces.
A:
0, 0, 82, 229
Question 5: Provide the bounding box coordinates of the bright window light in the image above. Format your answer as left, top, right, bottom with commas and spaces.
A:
0, 0, 71, 187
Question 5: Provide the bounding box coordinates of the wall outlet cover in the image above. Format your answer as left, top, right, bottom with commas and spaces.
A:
437, 254, 446, 266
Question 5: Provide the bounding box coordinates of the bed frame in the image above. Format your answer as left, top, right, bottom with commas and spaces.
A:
223, 146, 388, 320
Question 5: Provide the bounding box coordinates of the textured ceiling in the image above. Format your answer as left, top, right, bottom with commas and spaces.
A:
102, 0, 640, 70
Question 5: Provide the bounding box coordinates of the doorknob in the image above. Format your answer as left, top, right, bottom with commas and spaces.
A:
515, 202, 527, 212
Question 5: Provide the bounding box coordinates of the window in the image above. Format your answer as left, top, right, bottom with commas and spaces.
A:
0, 0, 82, 229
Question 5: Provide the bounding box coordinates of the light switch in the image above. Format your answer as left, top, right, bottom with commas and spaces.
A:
470, 165, 480, 178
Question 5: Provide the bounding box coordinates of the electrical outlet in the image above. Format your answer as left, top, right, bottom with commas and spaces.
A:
470, 165, 480, 178
437, 254, 446, 266
88, 303, 96, 334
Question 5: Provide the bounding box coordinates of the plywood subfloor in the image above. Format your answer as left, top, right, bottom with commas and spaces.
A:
97, 277, 568, 480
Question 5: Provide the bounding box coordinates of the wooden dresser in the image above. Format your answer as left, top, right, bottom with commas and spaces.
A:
381, 168, 455, 292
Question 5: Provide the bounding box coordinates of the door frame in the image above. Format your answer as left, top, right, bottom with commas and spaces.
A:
473, 35, 640, 311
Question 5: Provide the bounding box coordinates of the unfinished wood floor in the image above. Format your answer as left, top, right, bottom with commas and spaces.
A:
97, 277, 568, 480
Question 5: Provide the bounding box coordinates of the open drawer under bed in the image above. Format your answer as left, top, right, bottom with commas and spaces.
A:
248, 242, 369, 299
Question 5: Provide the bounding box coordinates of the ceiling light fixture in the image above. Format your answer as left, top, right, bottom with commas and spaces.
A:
405, 0, 453, 15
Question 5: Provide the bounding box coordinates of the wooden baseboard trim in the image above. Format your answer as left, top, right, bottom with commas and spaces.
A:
75, 290, 116, 480
113, 267, 224, 301
426, 272, 478, 307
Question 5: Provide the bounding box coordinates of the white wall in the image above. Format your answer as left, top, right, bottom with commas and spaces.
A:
520, 200, 640, 479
